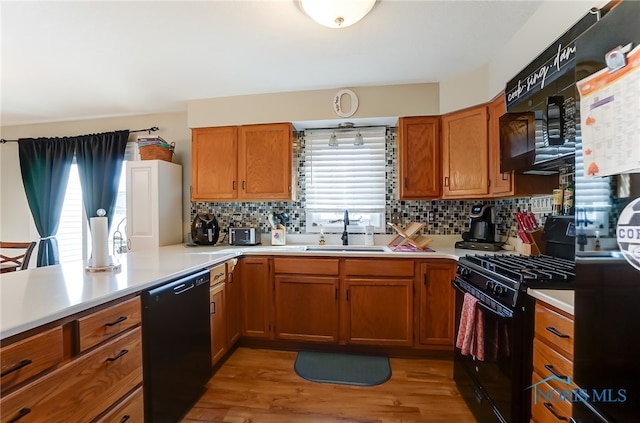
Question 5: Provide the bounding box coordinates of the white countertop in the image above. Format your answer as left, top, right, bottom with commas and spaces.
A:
0, 235, 505, 340
527, 288, 575, 316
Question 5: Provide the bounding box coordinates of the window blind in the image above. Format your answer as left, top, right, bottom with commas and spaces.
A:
304, 127, 386, 212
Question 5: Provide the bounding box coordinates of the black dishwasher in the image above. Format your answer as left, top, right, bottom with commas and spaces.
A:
141, 268, 211, 423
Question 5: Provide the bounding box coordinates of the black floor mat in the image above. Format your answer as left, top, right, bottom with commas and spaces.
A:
294, 351, 391, 386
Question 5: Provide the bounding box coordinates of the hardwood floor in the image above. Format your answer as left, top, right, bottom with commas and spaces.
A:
182, 347, 476, 423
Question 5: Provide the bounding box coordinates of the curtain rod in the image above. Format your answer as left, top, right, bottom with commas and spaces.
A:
0, 126, 159, 144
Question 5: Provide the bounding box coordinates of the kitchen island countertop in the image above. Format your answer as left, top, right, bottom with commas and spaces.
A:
0, 236, 506, 340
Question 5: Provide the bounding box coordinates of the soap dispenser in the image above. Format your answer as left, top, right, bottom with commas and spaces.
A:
594, 230, 601, 251
319, 227, 326, 246
364, 222, 374, 246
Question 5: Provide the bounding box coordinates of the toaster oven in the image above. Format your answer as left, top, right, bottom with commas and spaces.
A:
229, 227, 259, 246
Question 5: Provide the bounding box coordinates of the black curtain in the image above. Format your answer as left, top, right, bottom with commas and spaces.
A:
18, 137, 76, 267
74, 130, 129, 229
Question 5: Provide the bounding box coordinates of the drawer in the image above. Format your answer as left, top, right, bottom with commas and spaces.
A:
77, 297, 141, 352
95, 387, 144, 423
534, 302, 574, 359
533, 337, 575, 389
1, 327, 64, 394
344, 259, 414, 277
530, 371, 574, 423
274, 258, 339, 275
209, 263, 226, 285
1, 327, 142, 423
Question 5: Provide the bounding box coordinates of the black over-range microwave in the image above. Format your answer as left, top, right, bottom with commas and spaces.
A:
499, 8, 599, 175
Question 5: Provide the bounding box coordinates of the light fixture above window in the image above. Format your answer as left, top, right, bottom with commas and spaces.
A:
354, 131, 364, 146
299, 0, 377, 29
328, 131, 339, 148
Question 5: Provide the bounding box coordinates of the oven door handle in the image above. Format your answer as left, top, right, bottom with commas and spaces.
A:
452, 279, 513, 319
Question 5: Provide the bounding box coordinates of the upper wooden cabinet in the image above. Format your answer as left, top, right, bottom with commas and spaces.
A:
441, 106, 490, 198
398, 116, 440, 199
191, 123, 293, 201
488, 94, 513, 196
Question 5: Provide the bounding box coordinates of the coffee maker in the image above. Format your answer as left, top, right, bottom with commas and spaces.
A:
455, 204, 503, 251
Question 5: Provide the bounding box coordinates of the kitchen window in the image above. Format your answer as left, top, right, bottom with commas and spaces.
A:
304, 127, 386, 233
57, 142, 137, 263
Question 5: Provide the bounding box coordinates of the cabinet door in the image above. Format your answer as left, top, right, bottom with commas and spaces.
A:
488, 94, 514, 196
240, 257, 272, 338
418, 262, 455, 347
441, 106, 490, 198
226, 260, 241, 347
398, 117, 440, 199
238, 123, 292, 200
274, 275, 340, 343
210, 286, 226, 366
191, 126, 238, 200
344, 278, 413, 346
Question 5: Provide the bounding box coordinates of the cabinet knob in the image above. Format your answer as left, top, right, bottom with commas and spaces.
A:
444, 176, 449, 187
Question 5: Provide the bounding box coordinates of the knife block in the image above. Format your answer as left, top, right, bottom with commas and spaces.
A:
522, 229, 546, 256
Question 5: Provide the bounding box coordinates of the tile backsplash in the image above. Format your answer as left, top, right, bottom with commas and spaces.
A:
192, 131, 547, 239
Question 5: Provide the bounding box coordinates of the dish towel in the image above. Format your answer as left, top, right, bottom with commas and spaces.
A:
456, 293, 486, 361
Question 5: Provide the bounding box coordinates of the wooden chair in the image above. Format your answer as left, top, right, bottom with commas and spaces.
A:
0, 242, 36, 272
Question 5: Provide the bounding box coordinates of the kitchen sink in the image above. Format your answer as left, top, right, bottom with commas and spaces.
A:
304, 245, 390, 252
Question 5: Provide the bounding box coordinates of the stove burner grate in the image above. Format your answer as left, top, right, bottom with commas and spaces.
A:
463, 254, 575, 284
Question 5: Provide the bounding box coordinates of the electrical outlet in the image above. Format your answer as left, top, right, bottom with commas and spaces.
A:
390, 212, 401, 224
232, 213, 243, 223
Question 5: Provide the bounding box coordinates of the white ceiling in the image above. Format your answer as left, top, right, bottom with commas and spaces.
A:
1, 0, 546, 127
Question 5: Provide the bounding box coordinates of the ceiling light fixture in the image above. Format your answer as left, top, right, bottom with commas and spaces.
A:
299, 0, 377, 29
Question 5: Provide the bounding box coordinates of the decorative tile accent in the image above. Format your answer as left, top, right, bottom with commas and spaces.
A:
191, 130, 546, 238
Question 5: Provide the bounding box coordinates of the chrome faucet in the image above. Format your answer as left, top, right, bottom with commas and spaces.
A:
341, 209, 350, 245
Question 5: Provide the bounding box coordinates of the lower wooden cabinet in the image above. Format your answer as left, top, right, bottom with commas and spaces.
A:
210, 282, 226, 366
226, 258, 241, 347
531, 300, 576, 423
95, 387, 144, 423
0, 296, 144, 423
344, 277, 414, 346
237, 256, 457, 351
274, 275, 340, 343
1, 328, 142, 423
240, 256, 272, 338
417, 261, 456, 348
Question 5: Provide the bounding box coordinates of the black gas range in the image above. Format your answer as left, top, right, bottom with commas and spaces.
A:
453, 254, 574, 423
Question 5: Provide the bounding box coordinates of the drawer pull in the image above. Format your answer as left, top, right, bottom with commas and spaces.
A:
8, 407, 31, 423
543, 402, 568, 421
1, 359, 32, 377
213, 272, 224, 280
544, 364, 567, 380
545, 326, 570, 339
106, 349, 129, 362
105, 316, 127, 327
120, 415, 131, 423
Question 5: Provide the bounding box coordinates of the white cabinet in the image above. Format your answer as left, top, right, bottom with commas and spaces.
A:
126, 160, 182, 250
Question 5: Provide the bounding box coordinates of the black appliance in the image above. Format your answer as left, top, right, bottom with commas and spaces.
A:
141, 269, 212, 423
191, 213, 220, 245
542, 215, 576, 260
453, 254, 575, 423
572, 2, 640, 422
501, 10, 599, 175
456, 205, 503, 251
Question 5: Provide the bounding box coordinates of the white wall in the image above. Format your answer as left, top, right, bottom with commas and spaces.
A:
188, 83, 440, 129
442, 0, 601, 112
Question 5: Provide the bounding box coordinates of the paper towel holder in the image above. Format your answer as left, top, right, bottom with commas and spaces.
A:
85, 209, 122, 273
